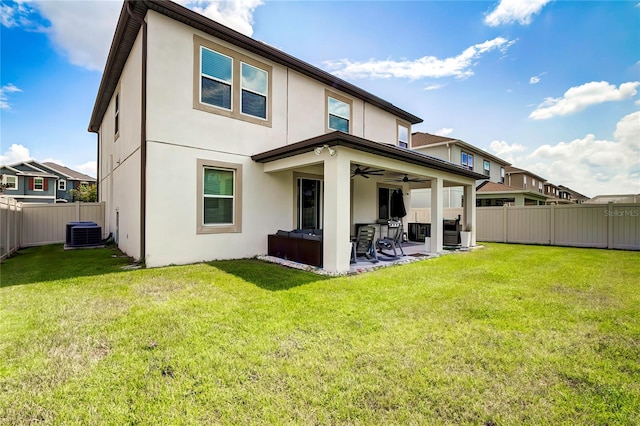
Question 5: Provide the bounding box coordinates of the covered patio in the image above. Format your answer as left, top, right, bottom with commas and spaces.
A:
252, 132, 485, 274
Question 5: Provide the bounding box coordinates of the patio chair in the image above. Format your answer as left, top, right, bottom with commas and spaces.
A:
376, 221, 405, 259
350, 225, 378, 264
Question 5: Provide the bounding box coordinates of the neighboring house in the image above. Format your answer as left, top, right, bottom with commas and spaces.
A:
543, 182, 573, 205
0, 161, 96, 203
88, 0, 485, 272
558, 185, 590, 204
409, 132, 511, 209
476, 181, 549, 207
474, 165, 551, 206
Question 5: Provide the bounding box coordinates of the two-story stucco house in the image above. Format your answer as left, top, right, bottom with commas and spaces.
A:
88, 0, 484, 273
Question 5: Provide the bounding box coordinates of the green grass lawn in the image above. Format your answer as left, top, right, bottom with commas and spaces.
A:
1, 243, 639, 424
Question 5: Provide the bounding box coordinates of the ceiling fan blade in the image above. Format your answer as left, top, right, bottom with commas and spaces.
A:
362, 167, 385, 174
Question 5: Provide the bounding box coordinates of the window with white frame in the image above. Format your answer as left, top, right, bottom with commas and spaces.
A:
483, 160, 490, 176
461, 152, 474, 170
3, 175, 17, 190
58, 180, 66, 191
398, 124, 409, 148
34, 177, 44, 191
328, 96, 351, 132
241, 62, 268, 119
538, 181, 543, 193
500, 167, 505, 184
197, 159, 242, 234
200, 46, 233, 110
523, 175, 527, 189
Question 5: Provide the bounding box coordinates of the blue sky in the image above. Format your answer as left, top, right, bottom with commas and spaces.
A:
1, 0, 638, 196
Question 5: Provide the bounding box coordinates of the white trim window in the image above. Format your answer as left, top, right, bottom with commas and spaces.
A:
203, 167, 235, 225
200, 46, 233, 110
483, 160, 490, 176
500, 167, 505, 184
34, 177, 44, 191
240, 62, 268, 119
3, 175, 17, 190
523, 175, 527, 189
538, 181, 543, 193
461, 152, 474, 170
398, 124, 409, 148
58, 180, 66, 191
328, 97, 350, 132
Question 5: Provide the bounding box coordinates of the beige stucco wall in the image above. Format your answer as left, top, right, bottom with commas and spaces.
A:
98, 27, 143, 260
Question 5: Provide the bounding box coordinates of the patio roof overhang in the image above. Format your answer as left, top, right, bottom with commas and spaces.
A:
251, 132, 487, 181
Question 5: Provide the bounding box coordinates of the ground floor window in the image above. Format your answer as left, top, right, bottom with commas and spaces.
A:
197, 159, 242, 234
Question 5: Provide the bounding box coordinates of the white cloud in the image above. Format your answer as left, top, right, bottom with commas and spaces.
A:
435, 128, 453, 137
8, 1, 263, 72
177, 0, 264, 37
324, 37, 516, 80
485, 0, 551, 27
424, 83, 446, 91
525, 112, 640, 195
1, 144, 32, 164
529, 81, 640, 120
75, 160, 97, 178
0, 83, 22, 110
488, 140, 527, 163
529, 76, 540, 85
0, 0, 37, 28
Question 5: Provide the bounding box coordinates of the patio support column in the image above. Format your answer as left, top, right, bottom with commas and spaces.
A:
430, 177, 443, 253
463, 184, 476, 245
323, 153, 352, 273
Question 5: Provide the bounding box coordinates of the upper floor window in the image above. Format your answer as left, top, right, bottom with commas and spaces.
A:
328, 96, 350, 132
114, 92, 120, 137
3, 175, 17, 190
33, 177, 44, 191
461, 152, 474, 170
538, 181, 543, 193
523, 175, 527, 189
483, 160, 490, 176
241, 62, 267, 119
194, 36, 272, 127
397, 123, 409, 148
532, 178, 536, 188
201, 47, 233, 110
500, 167, 505, 184
58, 180, 66, 191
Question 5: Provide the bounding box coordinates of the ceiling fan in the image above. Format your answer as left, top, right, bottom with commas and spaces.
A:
385, 174, 429, 183
351, 165, 385, 179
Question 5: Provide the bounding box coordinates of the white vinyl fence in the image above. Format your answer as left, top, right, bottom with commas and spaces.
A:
476, 203, 640, 250
1, 198, 22, 260
0, 199, 105, 259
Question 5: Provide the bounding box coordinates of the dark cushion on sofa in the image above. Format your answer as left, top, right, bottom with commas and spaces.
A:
276, 230, 290, 237
302, 233, 322, 241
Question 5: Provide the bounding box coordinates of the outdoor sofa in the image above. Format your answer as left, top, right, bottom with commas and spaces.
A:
267, 229, 323, 267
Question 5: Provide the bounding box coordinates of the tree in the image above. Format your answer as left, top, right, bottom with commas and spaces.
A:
69, 184, 97, 202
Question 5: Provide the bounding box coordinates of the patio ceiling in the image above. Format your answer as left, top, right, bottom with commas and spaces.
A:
252, 132, 487, 181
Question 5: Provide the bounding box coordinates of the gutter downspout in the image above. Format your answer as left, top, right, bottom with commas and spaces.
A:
126, 1, 147, 263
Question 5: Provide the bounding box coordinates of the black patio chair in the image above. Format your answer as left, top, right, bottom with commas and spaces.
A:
376, 221, 405, 258
350, 225, 378, 264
